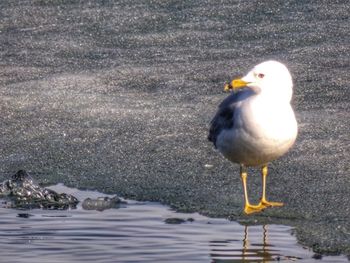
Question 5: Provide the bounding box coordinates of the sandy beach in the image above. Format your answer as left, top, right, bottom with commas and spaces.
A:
0, 0, 349, 256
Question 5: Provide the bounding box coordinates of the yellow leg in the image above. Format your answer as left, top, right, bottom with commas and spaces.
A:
259, 165, 283, 208
240, 165, 266, 214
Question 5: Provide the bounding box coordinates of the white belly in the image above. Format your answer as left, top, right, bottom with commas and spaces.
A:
216, 99, 298, 166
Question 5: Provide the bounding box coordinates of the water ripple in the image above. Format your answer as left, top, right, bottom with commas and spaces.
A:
0, 185, 347, 263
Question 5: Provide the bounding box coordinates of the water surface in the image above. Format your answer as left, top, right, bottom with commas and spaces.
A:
0, 185, 347, 263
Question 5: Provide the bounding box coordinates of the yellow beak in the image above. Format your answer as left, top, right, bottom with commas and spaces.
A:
224, 78, 249, 92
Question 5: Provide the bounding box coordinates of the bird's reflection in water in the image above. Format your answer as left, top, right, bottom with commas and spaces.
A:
210, 225, 299, 262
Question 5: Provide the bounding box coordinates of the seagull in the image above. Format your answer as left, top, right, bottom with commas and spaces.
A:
208, 60, 298, 214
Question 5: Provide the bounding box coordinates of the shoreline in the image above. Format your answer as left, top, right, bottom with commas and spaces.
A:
1, 0, 349, 257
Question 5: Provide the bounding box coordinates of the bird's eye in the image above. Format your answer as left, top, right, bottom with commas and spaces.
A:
258, 73, 265, 79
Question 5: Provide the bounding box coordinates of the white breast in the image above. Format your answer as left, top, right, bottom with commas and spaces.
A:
216, 96, 298, 166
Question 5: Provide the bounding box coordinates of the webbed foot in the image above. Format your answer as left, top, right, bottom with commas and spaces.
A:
259, 199, 284, 208
244, 203, 267, 215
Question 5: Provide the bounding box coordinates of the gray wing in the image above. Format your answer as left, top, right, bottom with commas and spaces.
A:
208, 89, 252, 148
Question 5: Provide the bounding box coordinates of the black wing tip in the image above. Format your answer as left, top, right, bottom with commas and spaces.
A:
208, 128, 218, 148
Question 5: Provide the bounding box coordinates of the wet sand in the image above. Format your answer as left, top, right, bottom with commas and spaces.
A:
0, 0, 349, 256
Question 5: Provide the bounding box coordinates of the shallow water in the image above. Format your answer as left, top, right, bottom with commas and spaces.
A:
0, 185, 347, 263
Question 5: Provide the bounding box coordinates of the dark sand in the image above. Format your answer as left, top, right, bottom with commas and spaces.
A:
0, 0, 349, 256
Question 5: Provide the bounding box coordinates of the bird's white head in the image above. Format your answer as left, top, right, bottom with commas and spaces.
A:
225, 60, 293, 102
